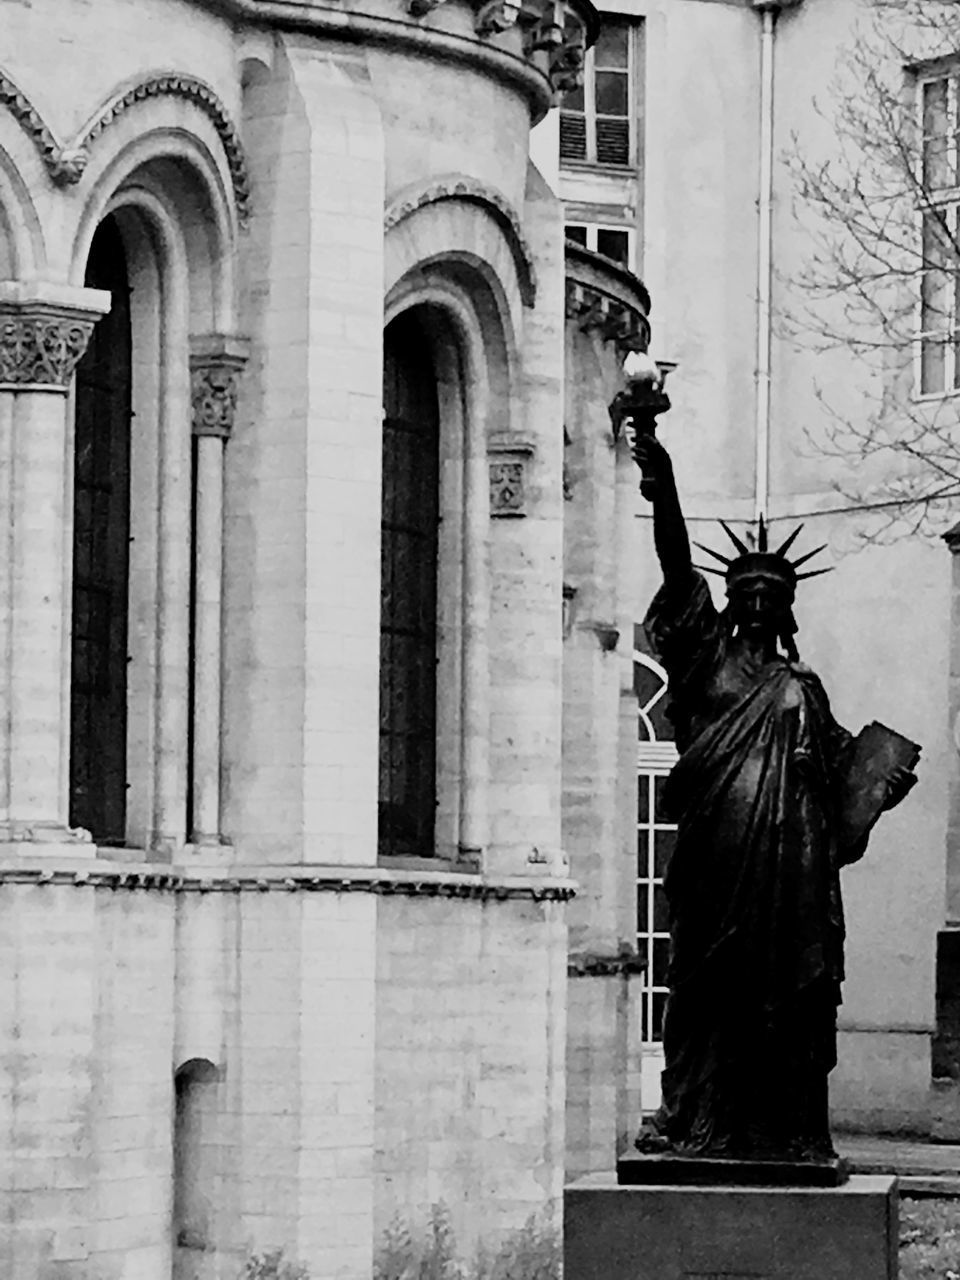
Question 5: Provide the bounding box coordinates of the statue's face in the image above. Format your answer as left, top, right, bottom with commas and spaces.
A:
728, 577, 793, 638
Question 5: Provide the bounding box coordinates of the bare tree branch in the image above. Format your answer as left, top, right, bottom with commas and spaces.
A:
783, 0, 960, 539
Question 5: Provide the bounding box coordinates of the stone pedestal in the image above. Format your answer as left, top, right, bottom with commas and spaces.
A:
565, 1172, 898, 1280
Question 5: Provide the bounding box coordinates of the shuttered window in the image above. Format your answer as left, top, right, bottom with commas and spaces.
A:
559, 16, 637, 168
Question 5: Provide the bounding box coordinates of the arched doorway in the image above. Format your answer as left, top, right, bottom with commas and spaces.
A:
69, 215, 133, 844
379, 310, 441, 858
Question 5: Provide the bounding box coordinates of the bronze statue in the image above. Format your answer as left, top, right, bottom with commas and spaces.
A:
631, 432, 919, 1166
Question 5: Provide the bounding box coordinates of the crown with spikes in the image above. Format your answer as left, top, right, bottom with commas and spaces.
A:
693, 516, 833, 595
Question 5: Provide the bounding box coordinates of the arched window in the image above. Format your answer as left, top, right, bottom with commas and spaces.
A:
634, 650, 677, 1051
69, 215, 132, 844
379, 311, 441, 858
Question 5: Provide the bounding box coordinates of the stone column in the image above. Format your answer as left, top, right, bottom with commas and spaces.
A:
189, 336, 248, 848
0, 282, 110, 853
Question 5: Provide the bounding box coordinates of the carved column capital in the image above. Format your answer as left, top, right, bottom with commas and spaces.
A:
0, 281, 111, 392
190, 333, 250, 439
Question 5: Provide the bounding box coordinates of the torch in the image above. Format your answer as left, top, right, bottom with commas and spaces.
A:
609, 354, 676, 500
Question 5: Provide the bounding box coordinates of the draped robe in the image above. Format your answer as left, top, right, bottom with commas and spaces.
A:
642, 572, 865, 1161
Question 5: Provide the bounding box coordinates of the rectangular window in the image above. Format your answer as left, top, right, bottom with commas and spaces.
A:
560, 16, 639, 168
916, 74, 960, 396
564, 221, 634, 270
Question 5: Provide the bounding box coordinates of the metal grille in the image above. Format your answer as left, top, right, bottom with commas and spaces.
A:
69, 214, 132, 845
379, 312, 440, 858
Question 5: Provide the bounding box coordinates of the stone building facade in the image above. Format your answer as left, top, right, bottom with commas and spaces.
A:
5, 0, 960, 1273
0, 0, 656, 1276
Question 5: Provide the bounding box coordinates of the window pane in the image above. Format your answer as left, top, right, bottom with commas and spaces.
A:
653, 884, 669, 932
652, 936, 670, 987
920, 212, 952, 335
565, 224, 588, 247
651, 990, 668, 1042
596, 228, 630, 267
921, 336, 946, 396
563, 82, 586, 112
595, 18, 629, 68
595, 70, 628, 118
637, 775, 650, 824
924, 79, 952, 189
636, 884, 649, 935
653, 774, 670, 819
653, 826, 676, 878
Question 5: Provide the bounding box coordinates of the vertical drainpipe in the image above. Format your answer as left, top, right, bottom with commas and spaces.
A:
749, 0, 802, 526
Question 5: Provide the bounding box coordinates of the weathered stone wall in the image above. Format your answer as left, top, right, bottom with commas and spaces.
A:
0, 882, 175, 1280
374, 895, 567, 1257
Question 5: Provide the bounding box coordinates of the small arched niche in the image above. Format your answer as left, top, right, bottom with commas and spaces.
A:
173, 1057, 222, 1268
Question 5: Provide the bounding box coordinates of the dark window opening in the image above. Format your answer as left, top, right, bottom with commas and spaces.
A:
596, 228, 630, 267
378, 311, 441, 858
69, 215, 132, 845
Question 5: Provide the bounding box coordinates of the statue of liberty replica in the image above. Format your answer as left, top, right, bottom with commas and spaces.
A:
625, 414, 920, 1173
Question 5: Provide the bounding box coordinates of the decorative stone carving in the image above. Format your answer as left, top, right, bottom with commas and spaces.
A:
475, 0, 522, 35
565, 276, 651, 356
0, 71, 62, 177
385, 175, 537, 306
0, 306, 98, 389
0, 68, 250, 225
549, 31, 586, 92
490, 460, 525, 516
190, 335, 250, 438
488, 433, 536, 518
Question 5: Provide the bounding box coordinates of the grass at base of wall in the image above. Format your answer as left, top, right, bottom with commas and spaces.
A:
901, 1200, 960, 1279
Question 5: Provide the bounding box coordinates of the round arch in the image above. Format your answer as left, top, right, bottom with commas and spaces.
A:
70, 128, 236, 333
0, 143, 44, 277
384, 198, 524, 408
380, 273, 505, 864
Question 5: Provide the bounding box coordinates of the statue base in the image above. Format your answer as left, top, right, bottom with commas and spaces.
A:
618, 1151, 848, 1188
566, 1173, 898, 1280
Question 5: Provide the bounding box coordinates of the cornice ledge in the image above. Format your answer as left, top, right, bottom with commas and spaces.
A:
0, 861, 577, 900
196, 0, 554, 121
564, 241, 651, 355
385, 174, 537, 306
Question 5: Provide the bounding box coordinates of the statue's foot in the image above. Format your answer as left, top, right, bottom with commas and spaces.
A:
634, 1116, 673, 1154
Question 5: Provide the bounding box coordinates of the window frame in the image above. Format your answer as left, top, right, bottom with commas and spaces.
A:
560, 15, 641, 170
634, 650, 677, 1047
565, 221, 636, 271
914, 69, 960, 400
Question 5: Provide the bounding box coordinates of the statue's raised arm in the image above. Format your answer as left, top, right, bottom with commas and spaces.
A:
631, 433, 693, 588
